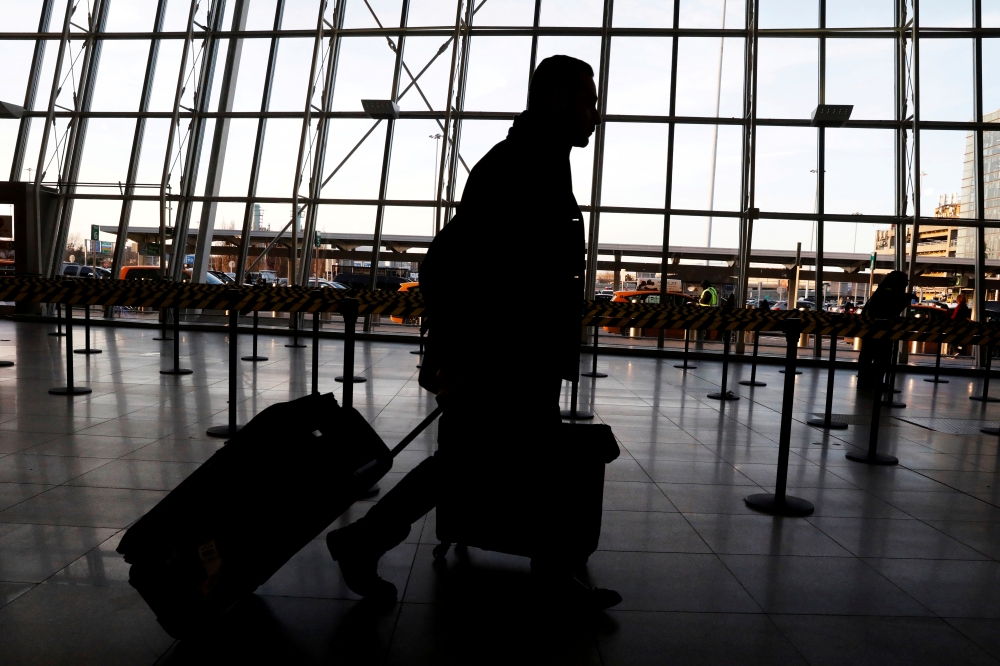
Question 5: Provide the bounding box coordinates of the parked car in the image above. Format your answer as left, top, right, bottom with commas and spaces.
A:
245, 270, 277, 285
390, 281, 420, 325
333, 273, 408, 291
208, 270, 237, 285
119, 265, 225, 284
62, 263, 111, 279
306, 278, 348, 289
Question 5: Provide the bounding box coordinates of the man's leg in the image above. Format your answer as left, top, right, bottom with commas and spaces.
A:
326, 454, 440, 601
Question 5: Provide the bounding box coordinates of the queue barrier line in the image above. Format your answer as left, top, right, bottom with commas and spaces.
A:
2, 278, 997, 345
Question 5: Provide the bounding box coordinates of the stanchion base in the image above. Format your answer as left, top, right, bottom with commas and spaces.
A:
980, 427, 1000, 435
285, 342, 307, 348
206, 424, 243, 438
846, 450, 899, 465
744, 493, 814, 516
241, 355, 269, 362
924, 377, 949, 383
152, 337, 172, 341
738, 380, 766, 387
410, 350, 422, 355
0, 361, 13, 368
806, 418, 849, 430
335, 376, 368, 383
880, 401, 906, 408
674, 364, 697, 370
48, 386, 93, 396
160, 368, 194, 375
779, 370, 803, 375
707, 391, 740, 401
560, 409, 594, 420
970, 395, 1000, 403
74, 349, 102, 355
582, 371, 608, 378
48, 332, 66, 337
361, 485, 381, 499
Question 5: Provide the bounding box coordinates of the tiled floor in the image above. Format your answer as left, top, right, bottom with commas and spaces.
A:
2, 320, 1000, 664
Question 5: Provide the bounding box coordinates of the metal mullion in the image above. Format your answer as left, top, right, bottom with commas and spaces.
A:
527, 0, 542, 106
434, 0, 465, 234
974, 0, 986, 322
906, 0, 921, 306
298, 1, 346, 286
170, 0, 228, 281
584, 0, 614, 299
814, 0, 825, 326
31, 0, 76, 276
737, 0, 759, 310
656, 0, 682, 350
192, 0, 250, 284
442, 0, 475, 223
10, 0, 54, 182
368, 0, 411, 300
46, 0, 112, 278
289, 0, 329, 286
159, 0, 199, 279
893, 0, 907, 273
112, 0, 169, 283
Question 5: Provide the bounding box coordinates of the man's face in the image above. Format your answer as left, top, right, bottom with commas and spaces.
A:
550, 75, 601, 147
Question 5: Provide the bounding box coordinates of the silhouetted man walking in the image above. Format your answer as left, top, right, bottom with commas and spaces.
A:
326, 55, 621, 610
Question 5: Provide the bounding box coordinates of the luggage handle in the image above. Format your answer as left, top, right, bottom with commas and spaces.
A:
390, 406, 443, 458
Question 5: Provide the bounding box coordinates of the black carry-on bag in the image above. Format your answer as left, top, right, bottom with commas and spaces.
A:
117, 393, 440, 639
433, 421, 619, 563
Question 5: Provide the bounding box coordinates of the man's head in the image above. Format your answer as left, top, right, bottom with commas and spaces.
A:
700, 280, 712, 289
528, 55, 601, 147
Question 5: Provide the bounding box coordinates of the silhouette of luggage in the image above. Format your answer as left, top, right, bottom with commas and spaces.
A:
117, 393, 440, 639
432, 422, 619, 562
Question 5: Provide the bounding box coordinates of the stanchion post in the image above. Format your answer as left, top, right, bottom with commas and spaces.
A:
807, 333, 848, 429
675, 328, 697, 370
745, 318, 813, 516
340, 298, 358, 409
49, 305, 92, 396
560, 378, 594, 420
311, 293, 321, 396
970, 343, 999, 402
285, 311, 306, 348
708, 330, 739, 400
582, 324, 608, 379
739, 330, 766, 387
207, 291, 242, 438
924, 340, 948, 384
49, 302, 65, 336
880, 340, 906, 407
241, 309, 268, 362
74, 304, 102, 355
153, 305, 171, 341
160, 305, 192, 375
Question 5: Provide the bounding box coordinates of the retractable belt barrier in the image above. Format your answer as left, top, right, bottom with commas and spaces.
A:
2, 277, 997, 345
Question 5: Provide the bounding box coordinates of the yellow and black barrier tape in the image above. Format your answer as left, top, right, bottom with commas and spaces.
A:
1, 277, 997, 345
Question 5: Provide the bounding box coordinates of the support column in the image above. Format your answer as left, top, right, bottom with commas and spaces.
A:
9, 0, 54, 182
584, 0, 614, 300
973, 0, 987, 331
656, 0, 681, 350
235, 0, 285, 285
112, 0, 169, 282
192, 0, 250, 284
814, 0, 826, 355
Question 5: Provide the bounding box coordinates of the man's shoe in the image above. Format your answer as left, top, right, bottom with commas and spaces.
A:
533, 569, 622, 611
326, 521, 408, 603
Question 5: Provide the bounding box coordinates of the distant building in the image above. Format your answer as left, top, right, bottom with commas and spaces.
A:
955, 109, 1000, 258
874, 193, 961, 258
252, 204, 262, 232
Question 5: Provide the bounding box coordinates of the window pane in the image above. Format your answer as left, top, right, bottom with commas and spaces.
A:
540, 0, 604, 27
0, 40, 35, 105
675, 38, 744, 119
395, 37, 454, 112
921, 130, 969, 223
245, 0, 279, 30
452, 120, 510, 199
331, 37, 399, 111
217, 119, 257, 197
106, 0, 159, 32
231, 39, 270, 112
757, 39, 817, 119
759, 0, 817, 29
679, 0, 744, 29
463, 36, 531, 113
615, 0, 674, 28
91, 41, 150, 111
755, 126, 817, 213
472, 0, 535, 26
825, 129, 894, 215
985, 40, 1000, 115
750, 219, 815, 252
269, 38, 318, 112
827, 0, 893, 28
671, 124, 742, 213
387, 119, 447, 201
598, 212, 663, 246
987, 0, 1000, 28
408, 0, 461, 26
919, 39, 973, 122
826, 39, 893, 120
320, 119, 389, 201
601, 123, 669, 209
257, 119, 304, 199
0, 0, 44, 31
824, 221, 882, 254
920, 0, 972, 27
606, 38, 672, 116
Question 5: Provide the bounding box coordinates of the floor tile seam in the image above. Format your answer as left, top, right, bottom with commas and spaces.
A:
0, 457, 124, 511
888, 465, 1000, 512
802, 517, 996, 561
941, 616, 1000, 661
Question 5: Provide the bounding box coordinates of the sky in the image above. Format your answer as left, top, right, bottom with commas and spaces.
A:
0, 0, 998, 261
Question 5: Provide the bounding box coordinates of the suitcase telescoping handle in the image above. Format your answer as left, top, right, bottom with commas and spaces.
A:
389, 406, 443, 458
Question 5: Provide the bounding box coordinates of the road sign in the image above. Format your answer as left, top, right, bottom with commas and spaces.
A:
144, 242, 161, 256
185, 254, 195, 265
91, 224, 100, 241
314, 230, 321, 248
100, 241, 113, 253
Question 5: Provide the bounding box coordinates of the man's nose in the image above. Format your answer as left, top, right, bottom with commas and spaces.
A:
593, 108, 602, 126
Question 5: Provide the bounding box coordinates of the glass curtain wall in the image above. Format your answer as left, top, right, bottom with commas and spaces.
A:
0, 0, 996, 341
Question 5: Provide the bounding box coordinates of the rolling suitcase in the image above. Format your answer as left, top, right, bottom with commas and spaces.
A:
432, 421, 619, 563
117, 392, 440, 639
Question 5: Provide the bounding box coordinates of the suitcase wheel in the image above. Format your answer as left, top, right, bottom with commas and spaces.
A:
432, 542, 451, 560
